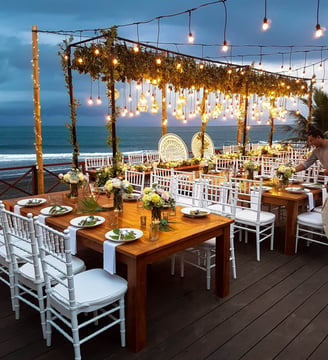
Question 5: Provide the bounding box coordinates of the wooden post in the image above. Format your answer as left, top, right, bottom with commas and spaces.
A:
268, 98, 275, 146
32, 25, 44, 194
200, 88, 209, 158
161, 87, 167, 136
242, 86, 249, 156
307, 78, 314, 131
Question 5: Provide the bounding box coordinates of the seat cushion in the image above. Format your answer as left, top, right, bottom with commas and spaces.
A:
19, 255, 86, 282
297, 211, 323, 228
52, 268, 128, 308
235, 209, 275, 225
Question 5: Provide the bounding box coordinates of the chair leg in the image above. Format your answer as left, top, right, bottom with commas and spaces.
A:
295, 224, 300, 254
180, 253, 185, 278
270, 224, 275, 251
46, 303, 52, 347
230, 228, 237, 279
205, 248, 211, 290
256, 229, 261, 262
13, 276, 20, 320
119, 297, 126, 347
8, 264, 16, 312
170, 254, 176, 275
37, 285, 46, 339
71, 313, 81, 360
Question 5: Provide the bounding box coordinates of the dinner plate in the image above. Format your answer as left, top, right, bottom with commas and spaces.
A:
70, 215, 105, 228
17, 198, 47, 207
250, 186, 272, 192
181, 207, 210, 218
285, 187, 310, 194
105, 228, 143, 242
255, 175, 271, 180
40, 205, 73, 216
301, 183, 324, 189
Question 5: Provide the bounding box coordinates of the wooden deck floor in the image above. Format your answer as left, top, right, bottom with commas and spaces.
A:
1, 222, 328, 360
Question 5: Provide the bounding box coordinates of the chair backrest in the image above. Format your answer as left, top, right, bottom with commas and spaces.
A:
153, 167, 174, 177
172, 169, 195, 181
127, 152, 144, 165
202, 181, 236, 217
158, 133, 189, 162
172, 177, 203, 207
85, 156, 105, 171
0, 205, 40, 280
145, 151, 160, 163
215, 157, 236, 172
230, 177, 264, 222
200, 173, 227, 187
191, 132, 215, 158
34, 219, 76, 307
124, 169, 145, 194
260, 157, 281, 178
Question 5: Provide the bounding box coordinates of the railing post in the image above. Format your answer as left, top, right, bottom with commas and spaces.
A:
31, 165, 38, 195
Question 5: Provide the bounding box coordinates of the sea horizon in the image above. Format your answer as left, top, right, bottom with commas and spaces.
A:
0, 124, 294, 174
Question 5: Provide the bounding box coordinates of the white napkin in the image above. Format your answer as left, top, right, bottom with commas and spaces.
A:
37, 214, 47, 224
14, 205, 21, 214
103, 241, 120, 275
322, 187, 327, 203
67, 226, 78, 255
307, 192, 314, 211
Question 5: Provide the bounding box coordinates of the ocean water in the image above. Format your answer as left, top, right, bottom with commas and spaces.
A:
0, 124, 292, 172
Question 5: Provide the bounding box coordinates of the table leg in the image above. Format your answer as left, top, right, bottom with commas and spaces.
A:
124, 257, 147, 352
284, 200, 299, 255
215, 224, 230, 297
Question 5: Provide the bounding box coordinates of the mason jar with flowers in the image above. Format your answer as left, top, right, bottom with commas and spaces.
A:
243, 160, 259, 180
276, 163, 296, 187
58, 168, 87, 199
142, 183, 176, 223
104, 177, 133, 212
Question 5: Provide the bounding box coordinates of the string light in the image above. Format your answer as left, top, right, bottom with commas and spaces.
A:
262, 0, 270, 31
221, 0, 229, 52
188, 11, 194, 43
315, 0, 324, 38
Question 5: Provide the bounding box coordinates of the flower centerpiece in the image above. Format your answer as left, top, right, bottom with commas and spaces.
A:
59, 168, 87, 198
142, 183, 175, 225
276, 163, 296, 186
243, 160, 259, 179
104, 177, 133, 211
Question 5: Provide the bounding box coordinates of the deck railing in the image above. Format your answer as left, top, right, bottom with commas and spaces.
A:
0, 162, 85, 200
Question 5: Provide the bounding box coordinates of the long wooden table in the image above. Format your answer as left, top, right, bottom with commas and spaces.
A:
4, 192, 233, 352
262, 187, 322, 255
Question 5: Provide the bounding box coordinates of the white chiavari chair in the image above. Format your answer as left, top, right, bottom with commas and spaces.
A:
124, 169, 145, 195
84, 156, 105, 171
34, 219, 127, 360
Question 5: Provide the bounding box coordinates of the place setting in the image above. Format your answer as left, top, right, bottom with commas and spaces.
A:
16, 198, 47, 207
105, 228, 143, 243
181, 207, 210, 218
40, 204, 73, 216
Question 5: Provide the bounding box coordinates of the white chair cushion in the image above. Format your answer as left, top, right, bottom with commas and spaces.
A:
297, 211, 323, 228
235, 209, 275, 225
52, 268, 127, 307
19, 255, 86, 282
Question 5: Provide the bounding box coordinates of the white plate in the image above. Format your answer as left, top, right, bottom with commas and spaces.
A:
70, 215, 105, 228
285, 187, 310, 194
17, 198, 47, 207
255, 175, 271, 180
105, 228, 143, 242
181, 207, 210, 218
301, 183, 323, 189
40, 205, 73, 216
250, 186, 272, 192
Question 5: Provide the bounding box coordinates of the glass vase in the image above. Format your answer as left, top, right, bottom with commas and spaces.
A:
247, 169, 254, 180
151, 207, 162, 222
68, 183, 79, 199
113, 190, 123, 212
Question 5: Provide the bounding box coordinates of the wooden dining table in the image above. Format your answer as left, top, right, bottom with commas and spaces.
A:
4, 191, 233, 352
261, 186, 322, 255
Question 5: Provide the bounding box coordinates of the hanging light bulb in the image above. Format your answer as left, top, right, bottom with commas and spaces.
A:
188, 32, 194, 43
221, 40, 228, 52
133, 44, 140, 53
96, 96, 102, 105
315, 23, 324, 38
87, 96, 93, 105
262, 17, 269, 31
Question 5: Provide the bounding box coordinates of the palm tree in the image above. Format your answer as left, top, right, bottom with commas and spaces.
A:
284, 88, 328, 140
